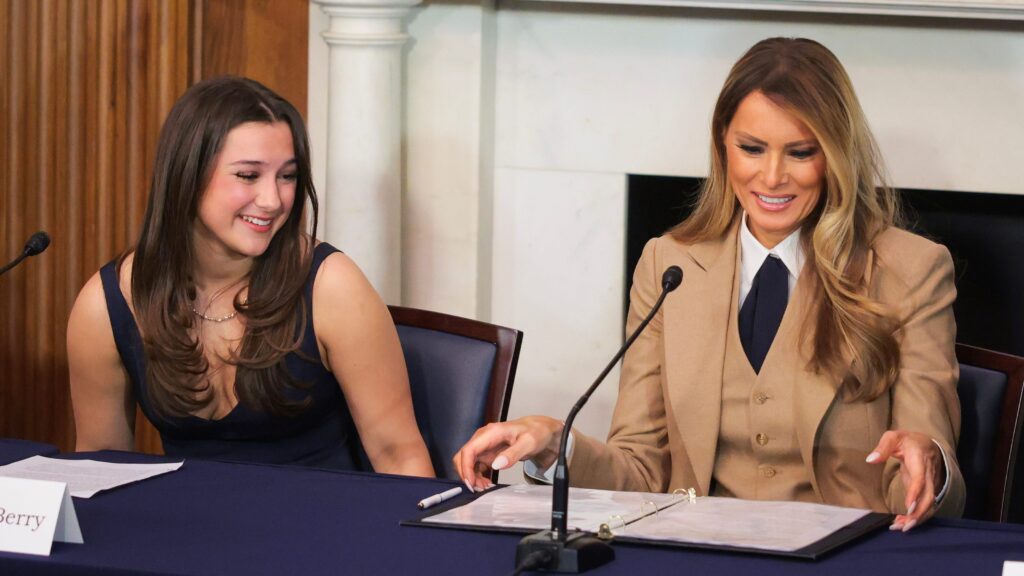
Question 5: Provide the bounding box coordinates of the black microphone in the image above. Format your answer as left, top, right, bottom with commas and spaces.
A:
515, 265, 684, 573
0, 231, 52, 276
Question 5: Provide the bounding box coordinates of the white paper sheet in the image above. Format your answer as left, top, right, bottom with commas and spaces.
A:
422, 484, 872, 553
0, 456, 183, 498
424, 484, 685, 532
623, 496, 870, 552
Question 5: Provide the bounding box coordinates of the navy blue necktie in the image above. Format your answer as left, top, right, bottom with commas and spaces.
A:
739, 255, 789, 374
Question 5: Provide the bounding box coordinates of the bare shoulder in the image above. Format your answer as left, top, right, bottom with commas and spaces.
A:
70, 252, 134, 325
313, 250, 380, 306
69, 270, 113, 337
310, 249, 397, 371
311, 250, 390, 337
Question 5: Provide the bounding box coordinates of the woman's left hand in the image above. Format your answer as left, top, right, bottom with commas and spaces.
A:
866, 430, 946, 532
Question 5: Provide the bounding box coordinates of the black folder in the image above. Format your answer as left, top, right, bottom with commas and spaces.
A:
402, 485, 892, 561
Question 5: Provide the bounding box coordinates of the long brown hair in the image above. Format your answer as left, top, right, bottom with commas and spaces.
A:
673, 38, 902, 401
129, 76, 318, 418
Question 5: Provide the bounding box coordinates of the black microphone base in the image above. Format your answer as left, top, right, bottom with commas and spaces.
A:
516, 530, 614, 573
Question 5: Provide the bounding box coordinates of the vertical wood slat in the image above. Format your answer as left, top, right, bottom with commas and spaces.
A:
200, 0, 308, 118
35, 0, 56, 442
66, 0, 83, 312
25, 0, 40, 441
96, 0, 114, 263
0, 3, 8, 422
1, 0, 309, 454
1, 2, 13, 434
47, 0, 67, 438
5, 0, 29, 443
0, 1, 7, 229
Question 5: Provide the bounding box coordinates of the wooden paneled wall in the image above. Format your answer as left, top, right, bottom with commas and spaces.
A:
0, 0, 308, 454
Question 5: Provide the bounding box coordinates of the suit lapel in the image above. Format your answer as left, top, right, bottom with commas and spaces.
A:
662, 220, 739, 495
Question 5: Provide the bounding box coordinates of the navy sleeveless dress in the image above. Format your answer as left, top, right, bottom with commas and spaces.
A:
99, 243, 363, 469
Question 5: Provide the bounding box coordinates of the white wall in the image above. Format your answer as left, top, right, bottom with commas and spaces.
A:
309, 1, 1024, 478
492, 4, 1024, 192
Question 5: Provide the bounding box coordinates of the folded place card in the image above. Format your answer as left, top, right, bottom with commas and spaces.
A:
1005, 561, 1024, 576
0, 476, 83, 556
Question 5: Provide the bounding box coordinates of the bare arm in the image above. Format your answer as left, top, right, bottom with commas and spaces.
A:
313, 252, 434, 477
67, 271, 135, 452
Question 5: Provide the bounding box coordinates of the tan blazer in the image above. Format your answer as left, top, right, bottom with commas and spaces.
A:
569, 220, 966, 517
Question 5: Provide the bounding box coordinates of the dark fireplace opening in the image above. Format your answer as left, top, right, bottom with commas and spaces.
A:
626, 174, 1024, 357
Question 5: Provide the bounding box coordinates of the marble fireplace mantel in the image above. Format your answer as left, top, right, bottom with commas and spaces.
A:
527, 0, 1024, 21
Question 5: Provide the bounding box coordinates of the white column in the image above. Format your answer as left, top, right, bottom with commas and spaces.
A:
312, 0, 419, 304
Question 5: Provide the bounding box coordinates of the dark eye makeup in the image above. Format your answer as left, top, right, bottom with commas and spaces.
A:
735, 142, 818, 160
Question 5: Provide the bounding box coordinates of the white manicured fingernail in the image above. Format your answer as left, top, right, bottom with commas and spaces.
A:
907, 501, 917, 516
889, 523, 903, 531
901, 519, 917, 533
866, 451, 881, 463
465, 480, 475, 492
491, 455, 509, 470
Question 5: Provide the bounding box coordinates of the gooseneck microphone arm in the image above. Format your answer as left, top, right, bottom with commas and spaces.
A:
515, 265, 683, 573
551, 265, 683, 538
0, 232, 51, 276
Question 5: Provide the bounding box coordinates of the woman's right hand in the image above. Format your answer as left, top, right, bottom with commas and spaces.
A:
452, 416, 565, 492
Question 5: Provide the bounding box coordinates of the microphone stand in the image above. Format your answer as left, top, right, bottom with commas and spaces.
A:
515, 266, 682, 573
0, 253, 30, 276
0, 232, 51, 277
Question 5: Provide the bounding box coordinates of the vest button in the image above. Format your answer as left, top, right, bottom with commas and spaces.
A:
755, 393, 769, 404
756, 433, 769, 446
760, 466, 776, 478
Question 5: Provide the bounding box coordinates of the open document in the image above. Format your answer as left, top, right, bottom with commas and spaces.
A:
424, 484, 686, 532
0, 456, 183, 498
410, 484, 890, 559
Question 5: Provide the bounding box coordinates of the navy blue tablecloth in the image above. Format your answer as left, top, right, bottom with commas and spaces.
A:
0, 438, 59, 465
1, 449, 1023, 575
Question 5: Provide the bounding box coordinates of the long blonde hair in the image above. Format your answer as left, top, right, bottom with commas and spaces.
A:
673, 37, 902, 401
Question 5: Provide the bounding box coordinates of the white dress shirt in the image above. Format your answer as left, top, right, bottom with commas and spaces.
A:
738, 212, 804, 308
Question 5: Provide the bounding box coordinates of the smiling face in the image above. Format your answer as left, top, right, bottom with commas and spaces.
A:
193, 121, 297, 261
724, 91, 826, 248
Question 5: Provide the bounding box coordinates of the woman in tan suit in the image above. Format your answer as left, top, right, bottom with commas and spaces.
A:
454, 37, 965, 531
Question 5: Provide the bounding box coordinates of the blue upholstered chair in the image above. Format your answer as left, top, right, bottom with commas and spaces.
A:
389, 305, 523, 481
955, 344, 1024, 522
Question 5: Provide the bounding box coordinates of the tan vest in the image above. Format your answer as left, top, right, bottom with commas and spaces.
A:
711, 250, 818, 503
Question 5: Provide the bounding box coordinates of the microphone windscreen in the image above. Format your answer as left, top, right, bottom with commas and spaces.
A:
24, 231, 51, 256
662, 265, 683, 292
